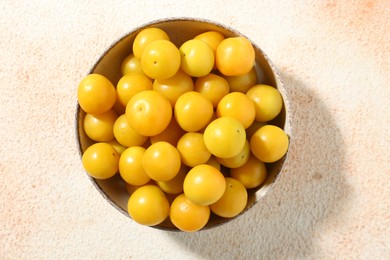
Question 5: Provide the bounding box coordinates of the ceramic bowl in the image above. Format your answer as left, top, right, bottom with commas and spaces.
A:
76, 17, 292, 230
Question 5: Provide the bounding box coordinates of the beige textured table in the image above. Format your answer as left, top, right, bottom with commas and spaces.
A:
1, 1, 389, 259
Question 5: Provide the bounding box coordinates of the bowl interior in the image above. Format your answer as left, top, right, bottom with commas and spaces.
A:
76, 18, 291, 230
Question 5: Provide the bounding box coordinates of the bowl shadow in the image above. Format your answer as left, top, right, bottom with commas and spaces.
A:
166, 71, 351, 259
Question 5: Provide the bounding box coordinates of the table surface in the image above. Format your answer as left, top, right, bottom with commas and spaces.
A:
1, 1, 389, 259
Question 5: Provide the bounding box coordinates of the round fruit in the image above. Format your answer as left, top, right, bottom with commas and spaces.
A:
210, 177, 248, 218
183, 164, 226, 206
174, 91, 213, 132
216, 92, 256, 129
250, 125, 289, 163
230, 154, 267, 189
77, 74, 116, 114
126, 90, 172, 136
194, 31, 225, 52
179, 39, 214, 77
194, 73, 230, 108
149, 116, 186, 146
132, 27, 170, 59
156, 165, 188, 195
120, 54, 145, 76
84, 109, 118, 142
141, 39, 181, 80
113, 114, 148, 147
127, 185, 170, 226
203, 116, 246, 158
82, 142, 119, 179
177, 132, 211, 167
119, 146, 150, 186
142, 141, 181, 181
246, 84, 283, 122
217, 139, 250, 168
224, 66, 258, 93
107, 139, 127, 155
153, 69, 194, 107
170, 193, 210, 232
116, 74, 153, 107
194, 31, 225, 70
216, 37, 255, 76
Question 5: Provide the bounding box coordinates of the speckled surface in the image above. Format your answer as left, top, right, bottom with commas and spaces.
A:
1, 1, 389, 259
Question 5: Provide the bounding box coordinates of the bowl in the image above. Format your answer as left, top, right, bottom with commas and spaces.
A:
76, 17, 292, 230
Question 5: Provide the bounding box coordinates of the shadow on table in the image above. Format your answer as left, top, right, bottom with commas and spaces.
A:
166, 71, 351, 259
